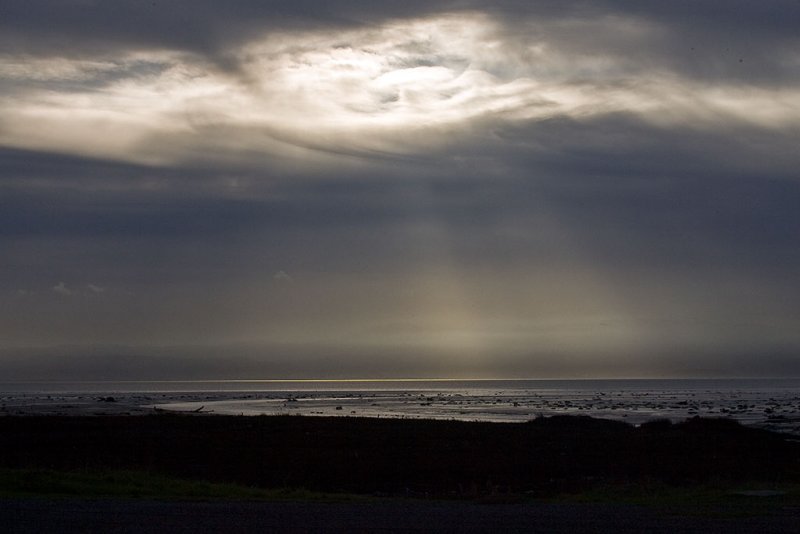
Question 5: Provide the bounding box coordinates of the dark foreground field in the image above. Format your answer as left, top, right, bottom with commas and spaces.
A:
2, 415, 799, 497
2, 415, 800, 532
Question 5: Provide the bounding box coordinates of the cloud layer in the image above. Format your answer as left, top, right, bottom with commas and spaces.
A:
1, 1, 799, 378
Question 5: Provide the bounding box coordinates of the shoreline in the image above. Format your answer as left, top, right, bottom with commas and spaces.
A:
3, 386, 800, 435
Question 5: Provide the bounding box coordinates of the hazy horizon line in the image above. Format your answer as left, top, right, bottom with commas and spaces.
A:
3, 376, 800, 383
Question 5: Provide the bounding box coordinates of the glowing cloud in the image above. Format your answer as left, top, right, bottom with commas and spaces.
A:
1, 12, 798, 168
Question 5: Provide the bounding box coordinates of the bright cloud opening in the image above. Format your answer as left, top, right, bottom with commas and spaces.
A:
1, 12, 799, 167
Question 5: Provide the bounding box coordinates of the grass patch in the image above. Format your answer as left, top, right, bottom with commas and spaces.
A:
0, 468, 368, 502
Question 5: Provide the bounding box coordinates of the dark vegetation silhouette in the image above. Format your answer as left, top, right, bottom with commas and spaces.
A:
1, 415, 798, 498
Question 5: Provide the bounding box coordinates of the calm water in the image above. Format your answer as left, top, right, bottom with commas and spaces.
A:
3, 378, 800, 393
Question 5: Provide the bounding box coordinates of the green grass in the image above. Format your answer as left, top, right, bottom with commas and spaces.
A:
0, 468, 368, 502
2, 467, 799, 519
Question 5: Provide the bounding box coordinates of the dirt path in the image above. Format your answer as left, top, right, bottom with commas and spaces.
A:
4, 498, 800, 533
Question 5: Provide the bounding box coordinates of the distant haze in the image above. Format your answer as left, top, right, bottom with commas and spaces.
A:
1, 1, 799, 379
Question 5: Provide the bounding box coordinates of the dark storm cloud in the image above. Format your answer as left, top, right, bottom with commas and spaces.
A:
495, 1, 800, 80
3, 0, 798, 85
4, 134, 798, 285
0, 0, 453, 66
0, 147, 458, 239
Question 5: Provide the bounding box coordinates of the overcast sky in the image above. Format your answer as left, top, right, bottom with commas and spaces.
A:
2, 1, 799, 379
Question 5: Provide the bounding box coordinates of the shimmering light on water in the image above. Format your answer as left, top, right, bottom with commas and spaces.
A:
3, 379, 799, 434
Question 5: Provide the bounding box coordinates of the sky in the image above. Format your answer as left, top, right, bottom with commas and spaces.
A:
1, 1, 799, 380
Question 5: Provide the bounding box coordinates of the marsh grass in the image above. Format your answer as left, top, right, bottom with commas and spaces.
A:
0, 468, 367, 502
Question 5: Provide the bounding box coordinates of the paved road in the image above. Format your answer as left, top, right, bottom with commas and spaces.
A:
4, 498, 800, 533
